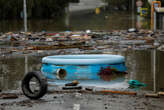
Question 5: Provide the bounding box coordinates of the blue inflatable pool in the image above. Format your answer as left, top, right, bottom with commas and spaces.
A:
41, 54, 127, 80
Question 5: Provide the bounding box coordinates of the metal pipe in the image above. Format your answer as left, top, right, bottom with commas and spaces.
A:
153, 49, 157, 93
154, 9, 157, 32
132, 0, 135, 28
25, 55, 28, 74
23, 0, 27, 32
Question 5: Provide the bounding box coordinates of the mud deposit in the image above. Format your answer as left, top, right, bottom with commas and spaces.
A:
0, 90, 164, 110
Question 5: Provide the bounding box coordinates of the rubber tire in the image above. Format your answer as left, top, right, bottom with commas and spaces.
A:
21, 71, 48, 100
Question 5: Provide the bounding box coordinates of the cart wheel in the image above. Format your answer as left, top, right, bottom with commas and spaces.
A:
21, 71, 47, 99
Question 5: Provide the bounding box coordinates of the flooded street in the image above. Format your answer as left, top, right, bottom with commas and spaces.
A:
0, 0, 155, 91
0, 0, 164, 110
0, 11, 135, 32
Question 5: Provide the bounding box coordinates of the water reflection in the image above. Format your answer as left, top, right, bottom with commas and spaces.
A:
0, 50, 164, 91
125, 50, 164, 91
0, 56, 42, 90
136, 15, 150, 29
0, 19, 68, 32
98, 66, 125, 82
156, 51, 164, 91
125, 51, 152, 90
69, 11, 132, 31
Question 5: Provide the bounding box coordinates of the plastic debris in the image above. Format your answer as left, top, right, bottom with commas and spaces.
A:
128, 80, 146, 87
86, 30, 91, 34
128, 28, 138, 33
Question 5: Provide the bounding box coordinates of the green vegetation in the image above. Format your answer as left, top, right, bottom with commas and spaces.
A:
0, 0, 69, 19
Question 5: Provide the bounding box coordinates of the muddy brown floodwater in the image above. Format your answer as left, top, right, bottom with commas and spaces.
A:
0, 46, 164, 110
0, 50, 164, 92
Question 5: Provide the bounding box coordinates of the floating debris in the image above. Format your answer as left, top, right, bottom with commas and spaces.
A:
128, 28, 138, 33
62, 86, 82, 90
0, 30, 164, 56
65, 80, 79, 86
128, 80, 146, 87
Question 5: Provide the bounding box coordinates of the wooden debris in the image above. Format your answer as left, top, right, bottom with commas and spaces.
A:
65, 80, 79, 86
100, 90, 137, 95
158, 92, 164, 96
10, 36, 18, 41
0, 93, 18, 99
62, 86, 82, 90
145, 93, 159, 98
85, 88, 93, 92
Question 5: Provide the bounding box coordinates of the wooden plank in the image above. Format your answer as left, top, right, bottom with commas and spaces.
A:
0, 93, 18, 99
158, 92, 164, 96
145, 93, 159, 98
100, 90, 137, 95
62, 86, 82, 90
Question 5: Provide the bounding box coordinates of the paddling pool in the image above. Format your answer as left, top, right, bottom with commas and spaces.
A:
41, 54, 127, 80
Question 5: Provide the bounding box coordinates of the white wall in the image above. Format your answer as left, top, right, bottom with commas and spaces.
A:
69, 0, 107, 12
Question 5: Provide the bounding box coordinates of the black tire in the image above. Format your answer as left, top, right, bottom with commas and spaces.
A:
21, 71, 48, 99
